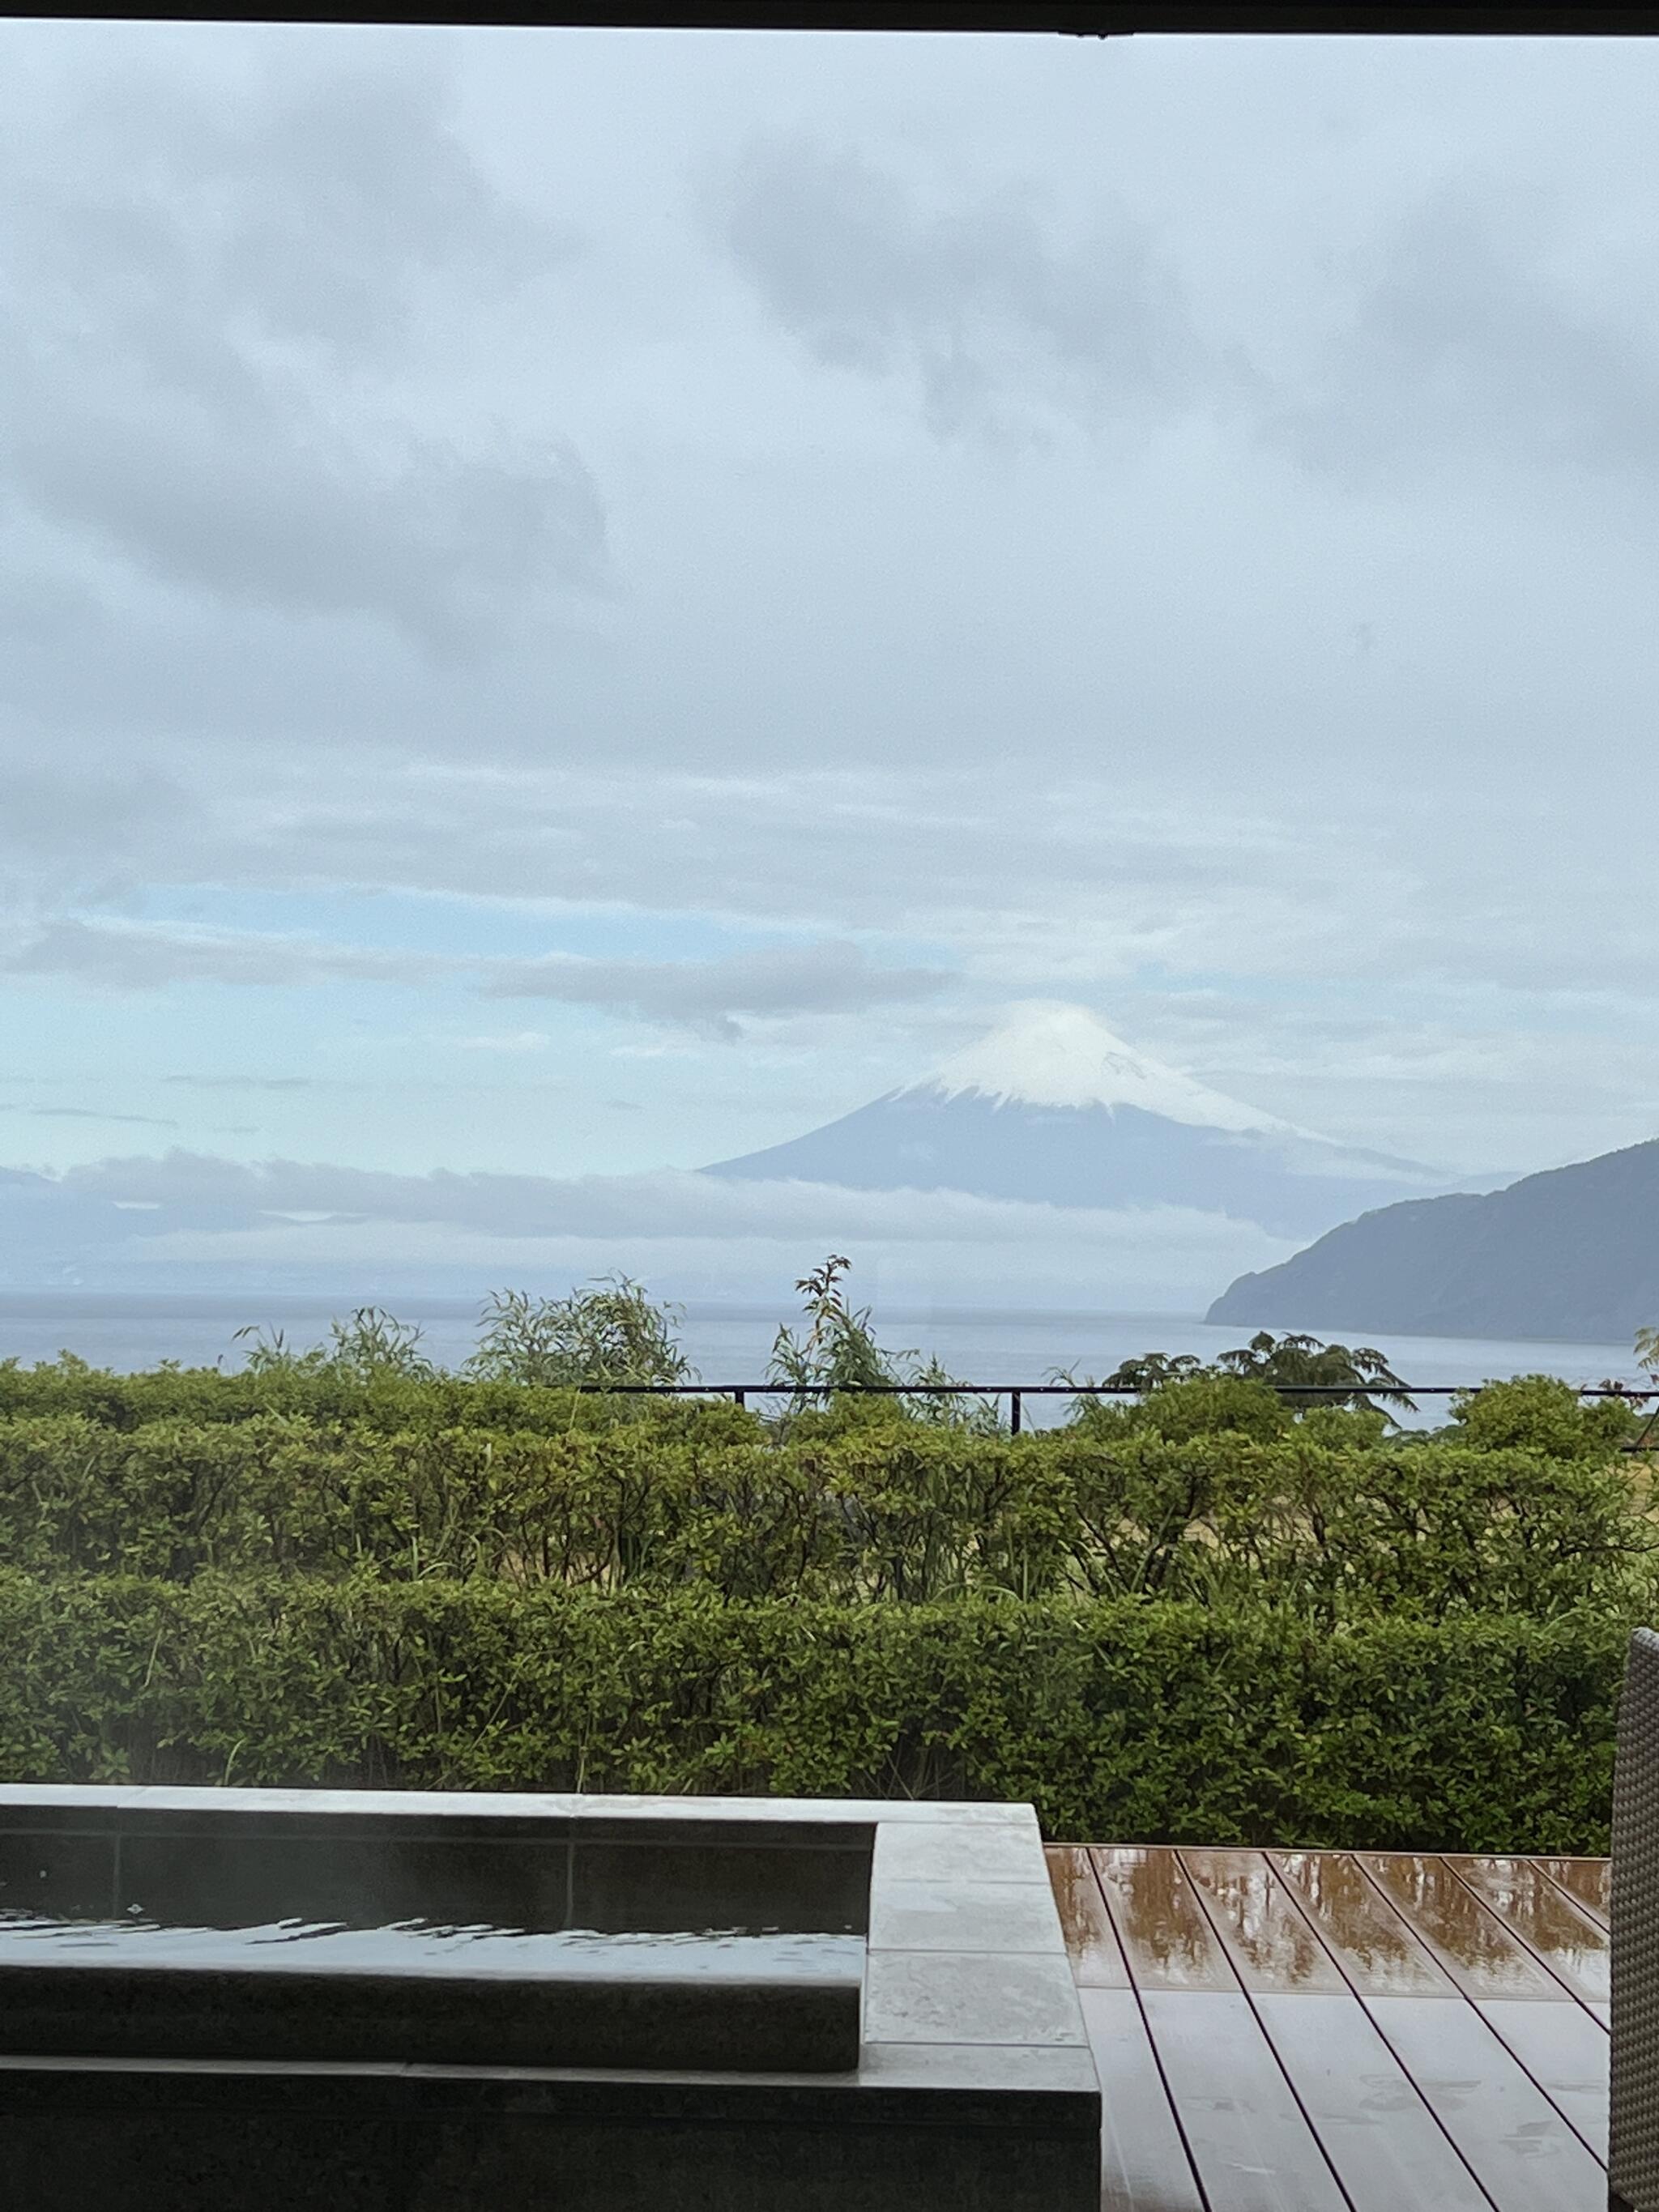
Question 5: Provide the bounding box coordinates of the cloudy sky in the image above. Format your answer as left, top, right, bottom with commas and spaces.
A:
3, 23, 1657, 1308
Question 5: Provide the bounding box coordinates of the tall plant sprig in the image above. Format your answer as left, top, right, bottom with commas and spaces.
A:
766, 1255, 998, 1429
232, 1308, 433, 1383
468, 1277, 693, 1390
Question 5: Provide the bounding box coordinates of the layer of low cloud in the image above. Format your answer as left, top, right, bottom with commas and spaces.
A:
0, 1104, 179, 1128
18, 755, 1637, 1013
163, 1075, 323, 1093
0, 1149, 1294, 1311
478, 940, 950, 1039
1, 918, 952, 1039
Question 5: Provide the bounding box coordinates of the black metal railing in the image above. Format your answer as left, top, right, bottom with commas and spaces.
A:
567, 1379, 1659, 1436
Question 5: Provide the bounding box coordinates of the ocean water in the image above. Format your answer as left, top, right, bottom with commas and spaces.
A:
0, 1294, 1643, 1431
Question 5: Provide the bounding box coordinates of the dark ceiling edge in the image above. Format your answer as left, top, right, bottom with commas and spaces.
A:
4, 4, 1659, 30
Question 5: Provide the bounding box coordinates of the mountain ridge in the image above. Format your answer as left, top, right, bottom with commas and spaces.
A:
1206, 1136, 1659, 1343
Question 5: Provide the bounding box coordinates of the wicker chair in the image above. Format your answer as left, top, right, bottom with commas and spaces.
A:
1612, 1627, 1659, 2212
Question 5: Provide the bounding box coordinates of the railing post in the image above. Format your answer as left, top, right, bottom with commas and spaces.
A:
1010, 1389, 1021, 1436
733, 1389, 745, 1410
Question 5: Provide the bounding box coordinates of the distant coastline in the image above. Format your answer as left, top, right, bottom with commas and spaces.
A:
0, 1294, 1644, 1439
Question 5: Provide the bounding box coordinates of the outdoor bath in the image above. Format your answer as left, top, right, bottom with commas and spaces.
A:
0, 1784, 1101, 2211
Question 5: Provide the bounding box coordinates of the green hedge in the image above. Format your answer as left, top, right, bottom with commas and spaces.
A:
0, 1405, 1648, 1618
0, 1571, 1626, 1852
0, 1356, 774, 1439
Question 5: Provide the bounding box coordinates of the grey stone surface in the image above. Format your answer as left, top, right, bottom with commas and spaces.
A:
0, 2101, 1102, 2212
868, 1878, 1066, 1955
864, 1952, 1089, 2048
561, 1792, 1031, 1829
403, 2115, 1102, 2211
0, 2046, 1094, 2123
859, 2038, 1102, 2100
872, 1818, 1051, 1886
0, 1784, 1031, 1827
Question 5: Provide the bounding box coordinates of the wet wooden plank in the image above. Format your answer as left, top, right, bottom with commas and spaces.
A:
1276, 1851, 1603, 2206
1079, 1985, 1206, 2212
1180, 1849, 1347, 1994
1355, 1855, 1562, 2002
1250, 1992, 1495, 2212
1047, 1845, 1129, 1987
1091, 1846, 1236, 1992
1073, 1847, 1614, 2209
1139, 1988, 1350, 2212
1194, 1853, 1495, 2210
1478, 1997, 1608, 2161
1097, 1850, 1351, 2207
1270, 1852, 1455, 1997
1447, 1857, 1610, 2009
1364, 1993, 1606, 2212
1537, 1857, 1610, 1932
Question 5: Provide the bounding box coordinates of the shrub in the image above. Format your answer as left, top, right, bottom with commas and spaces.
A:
1443, 1372, 1640, 1457
467, 1280, 693, 1389
0, 1571, 1625, 1852
1064, 1372, 1293, 1445
0, 1407, 1650, 1617
0, 1356, 758, 1439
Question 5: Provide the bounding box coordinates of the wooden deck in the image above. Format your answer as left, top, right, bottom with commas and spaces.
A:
1045, 1845, 1611, 2212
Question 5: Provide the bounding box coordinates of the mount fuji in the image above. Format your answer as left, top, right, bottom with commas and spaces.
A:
703, 1002, 1466, 1243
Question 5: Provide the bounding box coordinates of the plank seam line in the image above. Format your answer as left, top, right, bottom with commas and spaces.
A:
1085, 1848, 1213, 2212
1175, 1848, 1358, 2212
1264, 1850, 1503, 2212
1440, 1857, 1608, 2026
1348, 1852, 1606, 2169
1534, 1860, 1610, 1934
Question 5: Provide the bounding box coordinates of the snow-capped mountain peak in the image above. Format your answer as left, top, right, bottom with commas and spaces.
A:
898, 1001, 1295, 1136
702, 999, 1455, 1241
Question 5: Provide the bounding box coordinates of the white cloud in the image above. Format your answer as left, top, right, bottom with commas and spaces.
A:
6, 1148, 1293, 1311
706, 134, 1201, 440
0, 29, 603, 656
4, 27, 1659, 1217
458, 1030, 552, 1053
0, 918, 953, 1039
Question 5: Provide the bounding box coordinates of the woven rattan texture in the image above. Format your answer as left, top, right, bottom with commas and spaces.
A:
1614, 1629, 1659, 2206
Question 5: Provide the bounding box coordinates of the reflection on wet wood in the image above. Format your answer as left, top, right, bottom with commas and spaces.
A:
1047, 1845, 1128, 1988
1271, 1850, 1454, 1997
1043, 1846, 1610, 2212
1446, 1856, 1610, 2006
1356, 1853, 1560, 2001
1538, 1856, 1611, 1930
1179, 1849, 1346, 1995
1090, 1846, 1235, 1992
